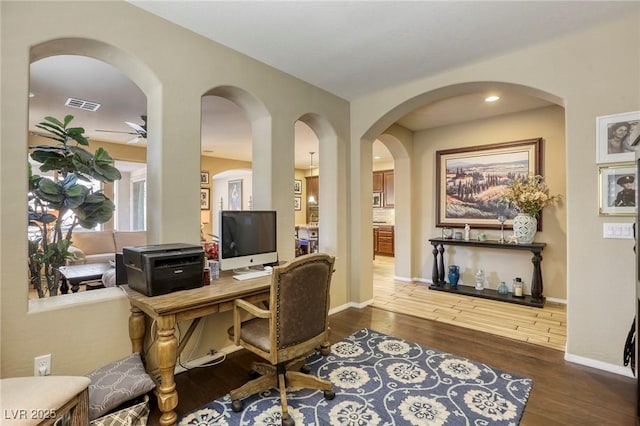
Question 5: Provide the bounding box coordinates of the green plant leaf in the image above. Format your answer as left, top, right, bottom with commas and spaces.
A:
63, 115, 74, 127
44, 116, 64, 127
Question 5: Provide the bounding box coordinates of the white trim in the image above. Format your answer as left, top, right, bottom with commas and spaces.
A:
545, 296, 567, 305
329, 300, 372, 316
28, 287, 126, 313
564, 353, 635, 378
393, 275, 413, 282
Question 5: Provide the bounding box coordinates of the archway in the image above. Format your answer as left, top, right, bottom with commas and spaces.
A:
357, 82, 566, 310
28, 38, 158, 301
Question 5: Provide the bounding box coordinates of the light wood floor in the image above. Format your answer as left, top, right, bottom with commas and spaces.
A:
371, 255, 567, 351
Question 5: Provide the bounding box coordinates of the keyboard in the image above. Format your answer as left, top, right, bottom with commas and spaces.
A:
233, 270, 272, 281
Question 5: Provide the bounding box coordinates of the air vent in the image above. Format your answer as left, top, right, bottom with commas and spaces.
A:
64, 97, 101, 112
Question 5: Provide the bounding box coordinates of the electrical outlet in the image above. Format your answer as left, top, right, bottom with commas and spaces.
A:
34, 354, 51, 376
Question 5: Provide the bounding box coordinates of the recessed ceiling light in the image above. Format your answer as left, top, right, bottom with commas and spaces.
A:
29, 92, 35, 98
485, 95, 500, 102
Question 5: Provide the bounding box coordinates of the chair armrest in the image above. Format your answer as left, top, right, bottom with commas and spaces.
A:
234, 298, 270, 318
232, 298, 271, 346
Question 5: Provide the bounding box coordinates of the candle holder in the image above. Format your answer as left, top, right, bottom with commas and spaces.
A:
498, 215, 507, 243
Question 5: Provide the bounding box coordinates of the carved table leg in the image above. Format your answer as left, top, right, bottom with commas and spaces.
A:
437, 244, 445, 285
530, 252, 544, 304
156, 315, 178, 426
129, 306, 146, 354
431, 243, 439, 285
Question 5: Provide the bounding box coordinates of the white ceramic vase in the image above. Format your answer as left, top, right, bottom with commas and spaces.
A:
513, 213, 537, 244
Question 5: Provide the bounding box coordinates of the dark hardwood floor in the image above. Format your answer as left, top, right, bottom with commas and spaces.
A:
148, 306, 636, 425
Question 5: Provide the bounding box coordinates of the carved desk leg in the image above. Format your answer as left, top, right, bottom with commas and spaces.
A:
530, 251, 544, 304
156, 315, 179, 426
129, 305, 146, 354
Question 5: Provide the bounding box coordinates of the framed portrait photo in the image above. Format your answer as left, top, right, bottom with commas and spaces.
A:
200, 171, 209, 185
596, 111, 640, 164
436, 138, 541, 229
373, 192, 383, 208
294, 179, 302, 194
598, 163, 636, 216
200, 188, 210, 210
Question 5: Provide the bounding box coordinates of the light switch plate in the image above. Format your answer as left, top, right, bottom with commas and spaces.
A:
603, 223, 634, 239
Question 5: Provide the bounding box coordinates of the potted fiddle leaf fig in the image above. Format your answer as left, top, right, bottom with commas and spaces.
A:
28, 115, 121, 297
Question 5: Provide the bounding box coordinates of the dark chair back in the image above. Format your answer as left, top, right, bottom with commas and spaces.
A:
271, 253, 335, 353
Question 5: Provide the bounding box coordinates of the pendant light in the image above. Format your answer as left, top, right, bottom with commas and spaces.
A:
308, 152, 316, 204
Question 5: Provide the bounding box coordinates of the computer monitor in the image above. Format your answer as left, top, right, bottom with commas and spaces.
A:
219, 210, 277, 272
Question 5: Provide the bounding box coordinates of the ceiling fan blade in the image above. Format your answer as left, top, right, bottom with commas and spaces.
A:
95, 129, 137, 135
125, 121, 146, 134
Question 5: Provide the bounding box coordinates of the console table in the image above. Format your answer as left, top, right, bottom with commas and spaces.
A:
428, 238, 546, 308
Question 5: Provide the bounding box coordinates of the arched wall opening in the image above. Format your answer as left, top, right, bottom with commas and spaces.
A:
297, 113, 340, 259
27, 38, 158, 303
356, 81, 567, 312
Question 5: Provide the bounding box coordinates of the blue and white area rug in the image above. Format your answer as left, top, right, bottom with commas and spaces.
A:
179, 328, 532, 425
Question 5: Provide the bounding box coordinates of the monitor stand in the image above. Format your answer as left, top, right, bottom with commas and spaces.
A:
233, 266, 263, 275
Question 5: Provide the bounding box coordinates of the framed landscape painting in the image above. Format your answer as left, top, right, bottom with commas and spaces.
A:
436, 138, 541, 229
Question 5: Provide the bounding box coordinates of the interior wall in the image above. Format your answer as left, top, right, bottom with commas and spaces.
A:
1, 1, 349, 378
350, 14, 640, 373
414, 105, 567, 299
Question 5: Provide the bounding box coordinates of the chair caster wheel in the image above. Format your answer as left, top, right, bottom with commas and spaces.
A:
231, 399, 244, 412
324, 390, 336, 400
248, 370, 260, 379
300, 365, 311, 374
282, 416, 295, 426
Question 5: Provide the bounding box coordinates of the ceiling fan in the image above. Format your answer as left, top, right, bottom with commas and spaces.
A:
96, 115, 147, 144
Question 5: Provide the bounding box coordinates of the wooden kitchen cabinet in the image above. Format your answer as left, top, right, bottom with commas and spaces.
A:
374, 225, 394, 256
383, 170, 394, 207
372, 172, 383, 193
373, 170, 394, 208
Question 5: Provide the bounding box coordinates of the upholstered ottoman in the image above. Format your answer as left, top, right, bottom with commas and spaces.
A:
0, 375, 91, 425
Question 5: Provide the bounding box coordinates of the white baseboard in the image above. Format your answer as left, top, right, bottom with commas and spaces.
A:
394, 275, 413, 282
564, 352, 635, 378
330, 299, 372, 315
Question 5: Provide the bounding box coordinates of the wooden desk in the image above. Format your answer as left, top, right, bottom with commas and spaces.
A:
121, 272, 271, 426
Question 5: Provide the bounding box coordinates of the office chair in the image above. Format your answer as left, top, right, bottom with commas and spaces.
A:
228, 253, 336, 426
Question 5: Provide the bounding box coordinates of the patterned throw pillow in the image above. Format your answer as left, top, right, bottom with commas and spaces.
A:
86, 352, 155, 420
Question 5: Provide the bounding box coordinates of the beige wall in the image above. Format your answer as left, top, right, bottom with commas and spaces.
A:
413, 105, 567, 299
351, 14, 640, 373
1, 1, 349, 377
4, 2, 639, 379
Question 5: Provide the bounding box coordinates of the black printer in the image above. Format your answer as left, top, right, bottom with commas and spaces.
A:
123, 243, 204, 296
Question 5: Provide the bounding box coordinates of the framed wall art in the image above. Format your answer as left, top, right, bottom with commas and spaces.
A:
200, 188, 210, 210
294, 179, 302, 194
294, 196, 301, 211
598, 163, 636, 216
373, 192, 383, 208
228, 179, 243, 210
596, 110, 640, 164
436, 138, 541, 229
200, 171, 209, 185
